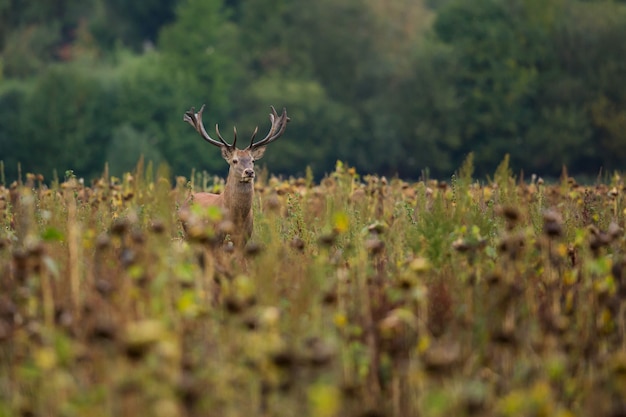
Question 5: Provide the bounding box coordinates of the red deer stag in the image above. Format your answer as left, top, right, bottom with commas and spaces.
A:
181, 105, 289, 247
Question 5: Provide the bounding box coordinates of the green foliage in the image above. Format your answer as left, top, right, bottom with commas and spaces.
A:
431, 0, 626, 176
434, 0, 549, 173
1, 24, 61, 78
384, 39, 463, 174
91, 0, 177, 49
158, 0, 240, 114
244, 75, 361, 176
1, 0, 626, 182
17, 63, 116, 180
106, 125, 164, 177
109, 50, 216, 176
0, 81, 28, 176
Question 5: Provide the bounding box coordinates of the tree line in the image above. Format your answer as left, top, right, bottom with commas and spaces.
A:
1, 0, 625, 182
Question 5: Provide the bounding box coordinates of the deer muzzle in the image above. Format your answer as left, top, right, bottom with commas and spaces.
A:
241, 168, 255, 182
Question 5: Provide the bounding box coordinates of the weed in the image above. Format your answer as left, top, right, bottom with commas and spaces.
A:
0, 161, 625, 416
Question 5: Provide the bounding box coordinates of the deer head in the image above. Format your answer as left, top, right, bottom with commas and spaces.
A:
183, 105, 290, 185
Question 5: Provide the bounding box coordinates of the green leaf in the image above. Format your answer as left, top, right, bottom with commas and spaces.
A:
41, 227, 64, 242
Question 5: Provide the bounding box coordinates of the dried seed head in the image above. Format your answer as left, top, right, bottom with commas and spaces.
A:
224, 297, 246, 314
88, 320, 117, 342
54, 307, 73, 328
259, 306, 281, 328
150, 220, 166, 234
397, 273, 416, 290
302, 337, 335, 367
321, 289, 338, 305
365, 237, 385, 255
26, 240, 45, 257
122, 320, 165, 360
96, 233, 111, 250
124, 345, 148, 361
567, 177, 577, 187
340, 383, 359, 399
422, 342, 461, 374
612, 258, 624, 284
367, 222, 388, 235
350, 188, 366, 204
270, 349, 297, 369
608, 221, 622, 240
461, 381, 488, 415
543, 209, 562, 224
177, 373, 200, 410
223, 241, 235, 253
12, 249, 27, 271
130, 229, 146, 245
453, 237, 486, 254
589, 231, 611, 253
497, 232, 525, 259
265, 193, 282, 212
486, 270, 503, 286
543, 209, 563, 238
95, 279, 114, 297
452, 238, 471, 253
409, 257, 430, 273
242, 315, 259, 331
0, 322, 10, 342
318, 232, 337, 247
550, 314, 570, 335
244, 242, 263, 257
224, 280, 257, 314
0, 297, 17, 321
110, 218, 129, 236
290, 236, 305, 252
498, 205, 521, 224
119, 248, 136, 268
491, 316, 517, 345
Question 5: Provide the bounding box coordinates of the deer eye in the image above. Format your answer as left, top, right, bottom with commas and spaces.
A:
232, 159, 238, 164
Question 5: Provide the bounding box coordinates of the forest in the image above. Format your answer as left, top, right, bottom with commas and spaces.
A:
1, 0, 626, 182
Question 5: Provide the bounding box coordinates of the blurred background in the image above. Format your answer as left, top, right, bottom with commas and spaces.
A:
0, 0, 625, 182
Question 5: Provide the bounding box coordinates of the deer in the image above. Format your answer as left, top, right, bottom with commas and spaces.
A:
180, 104, 289, 248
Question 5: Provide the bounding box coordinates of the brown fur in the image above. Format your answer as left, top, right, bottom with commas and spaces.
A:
181, 105, 288, 248
183, 148, 265, 248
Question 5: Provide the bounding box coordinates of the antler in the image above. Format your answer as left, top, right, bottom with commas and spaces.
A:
183, 105, 233, 148
248, 106, 290, 150
184, 104, 289, 150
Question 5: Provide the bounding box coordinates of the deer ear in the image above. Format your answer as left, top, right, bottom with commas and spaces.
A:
251, 146, 267, 160
221, 147, 234, 160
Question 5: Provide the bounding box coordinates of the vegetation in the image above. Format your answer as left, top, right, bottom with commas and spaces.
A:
1, 158, 626, 416
2, 0, 626, 181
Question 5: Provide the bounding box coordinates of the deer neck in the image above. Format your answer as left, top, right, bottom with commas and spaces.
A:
223, 179, 254, 224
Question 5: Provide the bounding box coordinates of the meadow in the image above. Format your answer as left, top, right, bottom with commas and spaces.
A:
1, 157, 625, 417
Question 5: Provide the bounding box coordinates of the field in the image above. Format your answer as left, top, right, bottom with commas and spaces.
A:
1, 158, 626, 417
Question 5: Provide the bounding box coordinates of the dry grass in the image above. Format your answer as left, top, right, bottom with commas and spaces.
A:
1, 159, 626, 417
